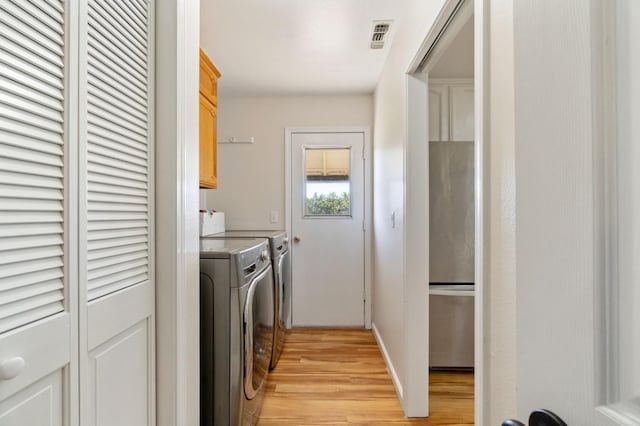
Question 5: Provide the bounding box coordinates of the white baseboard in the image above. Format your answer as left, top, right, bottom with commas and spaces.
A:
372, 322, 403, 399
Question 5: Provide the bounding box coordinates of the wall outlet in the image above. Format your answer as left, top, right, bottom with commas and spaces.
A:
270, 210, 279, 224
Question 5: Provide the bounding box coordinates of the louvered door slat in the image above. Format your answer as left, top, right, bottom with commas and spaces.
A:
0, 301, 65, 335
88, 227, 148, 241
122, 0, 148, 28
0, 267, 63, 292
88, 273, 148, 301
88, 220, 148, 231
87, 64, 147, 114
87, 123, 147, 155
0, 145, 63, 168
85, 0, 150, 301
88, 182, 147, 198
0, 234, 63, 252
0, 245, 64, 266
89, 2, 147, 68
89, 170, 147, 187
100, 1, 147, 49
0, 256, 64, 282
87, 103, 147, 139
1, 156, 63, 177
87, 89, 148, 131
0, 9, 64, 55
36, 0, 64, 17
88, 235, 147, 251
1, 281, 63, 306
0, 0, 65, 335
0, 75, 63, 112
87, 243, 148, 262
88, 250, 147, 272
0, 22, 63, 68
87, 42, 147, 95
0, 211, 63, 225
0, 49, 64, 88
88, 152, 147, 175
0, 185, 62, 201
89, 191, 147, 206
9, 1, 64, 35
0, 91, 63, 123
109, 0, 148, 37
0, 222, 63, 238
89, 143, 147, 167
88, 82, 147, 123
87, 113, 148, 146
0, 2, 64, 46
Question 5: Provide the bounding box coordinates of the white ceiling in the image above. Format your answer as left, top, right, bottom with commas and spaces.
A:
429, 16, 474, 79
200, 0, 406, 96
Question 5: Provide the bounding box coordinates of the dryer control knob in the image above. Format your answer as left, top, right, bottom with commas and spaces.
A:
260, 250, 269, 261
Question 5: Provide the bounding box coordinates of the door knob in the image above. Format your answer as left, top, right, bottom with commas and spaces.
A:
0, 356, 25, 381
293, 236, 301, 243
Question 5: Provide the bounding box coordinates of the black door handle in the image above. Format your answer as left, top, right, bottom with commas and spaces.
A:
502, 409, 567, 426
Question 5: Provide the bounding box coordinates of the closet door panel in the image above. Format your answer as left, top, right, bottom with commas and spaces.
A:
79, 0, 155, 424
0, 1, 76, 424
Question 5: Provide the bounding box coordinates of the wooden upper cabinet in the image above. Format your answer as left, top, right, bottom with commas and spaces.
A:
199, 49, 221, 188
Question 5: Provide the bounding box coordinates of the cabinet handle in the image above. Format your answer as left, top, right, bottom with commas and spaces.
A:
0, 356, 25, 381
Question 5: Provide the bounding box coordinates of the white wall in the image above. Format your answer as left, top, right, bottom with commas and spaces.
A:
371, 0, 446, 410
373, 0, 522, 422
513, 1, 597, 423
202, 95, 373, 230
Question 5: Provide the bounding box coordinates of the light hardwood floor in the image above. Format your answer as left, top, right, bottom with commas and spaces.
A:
257, 329, 474, 425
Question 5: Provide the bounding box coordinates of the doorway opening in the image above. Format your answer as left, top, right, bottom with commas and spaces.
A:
404, 0, 481, 422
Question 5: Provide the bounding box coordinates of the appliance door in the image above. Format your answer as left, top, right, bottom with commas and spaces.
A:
429, 285, 474, 369
243, 264, 274, 399
429, 141, 475, 283
277, 250, 291, 329
199, 273, 215, 426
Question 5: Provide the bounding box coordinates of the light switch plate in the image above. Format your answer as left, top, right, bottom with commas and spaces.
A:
270, 210, 279, 224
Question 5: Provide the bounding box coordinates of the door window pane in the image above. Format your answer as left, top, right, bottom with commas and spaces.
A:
304, 148, 351, 216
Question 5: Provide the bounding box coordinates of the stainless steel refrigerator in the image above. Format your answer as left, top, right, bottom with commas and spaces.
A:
429, 141, 475, 369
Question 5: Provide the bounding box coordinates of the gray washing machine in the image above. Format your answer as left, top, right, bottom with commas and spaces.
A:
200, 238, 274, 426
202, 230, 290, 370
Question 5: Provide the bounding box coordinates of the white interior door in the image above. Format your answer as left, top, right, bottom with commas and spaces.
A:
512, 1, 640, 424
290, 131, 365, 327
596, 0, 640, 423
78, 0, 155, 424
0, 1, 77, 424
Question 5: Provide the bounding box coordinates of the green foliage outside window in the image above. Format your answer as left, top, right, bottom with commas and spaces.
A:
306, 192, 350, 215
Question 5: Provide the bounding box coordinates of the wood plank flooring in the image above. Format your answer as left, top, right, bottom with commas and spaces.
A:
257, 329, 474, 425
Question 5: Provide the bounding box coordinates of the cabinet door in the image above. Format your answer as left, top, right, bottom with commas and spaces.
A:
0, 1, 76, 424
449, 85, 475, 141
428, 85, 449, 141
199, 95, 217, 188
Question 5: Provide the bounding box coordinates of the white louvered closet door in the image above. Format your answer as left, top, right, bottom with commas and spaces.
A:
79, 0, 155, 425
0, 1, 77, 425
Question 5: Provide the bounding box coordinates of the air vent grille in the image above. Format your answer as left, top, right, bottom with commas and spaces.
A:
370, 21, 391, 49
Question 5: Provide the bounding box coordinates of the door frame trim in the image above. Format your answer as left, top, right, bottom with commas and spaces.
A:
285, 127, 372, 328
155, 0, 201, 425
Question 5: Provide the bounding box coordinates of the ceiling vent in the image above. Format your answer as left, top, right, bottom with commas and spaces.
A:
370, 21, 392, 49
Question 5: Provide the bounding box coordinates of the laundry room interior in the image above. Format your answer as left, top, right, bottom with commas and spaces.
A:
197, 0, 476, 424
4, 0, 631, 424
